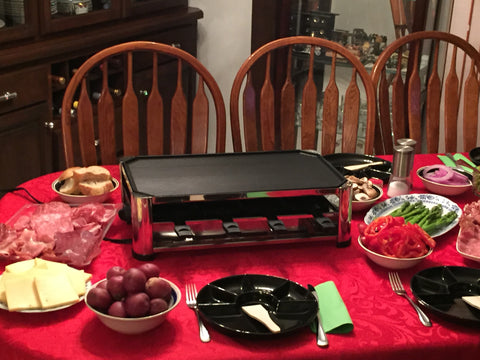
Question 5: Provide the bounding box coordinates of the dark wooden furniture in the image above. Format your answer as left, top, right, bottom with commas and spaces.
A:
371, 31, 480, 154
62, 41, 226, 167
0, 1, 202, 189
230, 36, 376, 155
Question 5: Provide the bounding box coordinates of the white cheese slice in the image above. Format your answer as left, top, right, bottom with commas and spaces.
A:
66, 269, 90, 296
4, 274, 41, 311
34, 273, 80, 309
35, 258, 68, 271
0, 275, 6, 304
5, 259, 36, 273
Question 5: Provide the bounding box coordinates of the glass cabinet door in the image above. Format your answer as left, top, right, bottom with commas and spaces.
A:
40, 0, 122, 34
0, 0, 38, 44
123, 0, 187, 17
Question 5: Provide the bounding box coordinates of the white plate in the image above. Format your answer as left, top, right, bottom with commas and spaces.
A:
364, 193, 462, 238
456, 229, 480, 263
0, 279, 91, 313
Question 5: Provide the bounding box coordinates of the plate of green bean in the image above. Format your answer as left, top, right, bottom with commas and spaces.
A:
364, 193, 462, 238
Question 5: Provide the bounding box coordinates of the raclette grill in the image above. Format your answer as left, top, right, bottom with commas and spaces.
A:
120, 150, 352, 259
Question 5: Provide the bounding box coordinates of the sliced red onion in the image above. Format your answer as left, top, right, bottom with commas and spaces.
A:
422, 165, 469, 185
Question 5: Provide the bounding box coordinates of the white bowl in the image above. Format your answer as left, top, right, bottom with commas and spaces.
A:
351, 184, 383, 212
358, 237, 432, 270
52, 178, 119, 204
85, 278, 181, 334
456, 229, 480, 263
417, 166, 472, 196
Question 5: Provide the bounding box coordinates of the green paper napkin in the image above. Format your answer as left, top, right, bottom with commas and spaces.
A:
310, 281, 353, 334
453, 153, 476, 168
437, 154, 474, 174
437, 154, 456, 168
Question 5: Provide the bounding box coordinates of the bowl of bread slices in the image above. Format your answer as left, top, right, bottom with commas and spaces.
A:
52, 166, 119, 204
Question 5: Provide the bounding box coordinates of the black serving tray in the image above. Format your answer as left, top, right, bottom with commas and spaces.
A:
411, 266, 480, 325
196, 274, 318, 336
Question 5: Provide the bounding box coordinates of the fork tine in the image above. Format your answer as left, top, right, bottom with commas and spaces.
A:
185, 283, 191, 303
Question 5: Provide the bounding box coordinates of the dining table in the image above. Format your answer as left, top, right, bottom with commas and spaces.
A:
0, 152, 479, 360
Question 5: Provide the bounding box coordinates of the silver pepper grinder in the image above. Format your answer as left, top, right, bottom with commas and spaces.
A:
387, 145, 415, 197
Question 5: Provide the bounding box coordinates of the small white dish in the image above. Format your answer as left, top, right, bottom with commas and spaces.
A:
351, 184, 383, 212
52, 178, 119, 204
456, 229, 480, 263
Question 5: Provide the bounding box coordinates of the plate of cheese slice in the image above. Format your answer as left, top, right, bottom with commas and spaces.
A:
0, 258, 92, 313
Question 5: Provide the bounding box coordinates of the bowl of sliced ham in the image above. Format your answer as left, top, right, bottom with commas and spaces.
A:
417, 165, 472, 196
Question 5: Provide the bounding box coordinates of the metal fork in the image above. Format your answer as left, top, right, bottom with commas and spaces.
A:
388, 272, 432, 327
185, 283, 211, 342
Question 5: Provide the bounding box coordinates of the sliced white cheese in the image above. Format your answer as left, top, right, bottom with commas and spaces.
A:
5, 259, 36, 273
66, 269, 90, 296
35, 273, 80, 309
0, 275, 6, 304
4, 273, 41, 311
1, 258, 91, 311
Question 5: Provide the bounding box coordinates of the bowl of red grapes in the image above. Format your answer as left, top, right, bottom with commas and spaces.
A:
85, 263, 180, 334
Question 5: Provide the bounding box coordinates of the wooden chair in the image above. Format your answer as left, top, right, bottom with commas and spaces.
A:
61, 41, 226, 167
230, 36, 377, 155
371, 31, 480, 154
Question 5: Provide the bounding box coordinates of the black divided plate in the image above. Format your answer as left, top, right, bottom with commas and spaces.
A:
196, 274, 317, 336
411, 266, 480, 325
323, 153, 392, 183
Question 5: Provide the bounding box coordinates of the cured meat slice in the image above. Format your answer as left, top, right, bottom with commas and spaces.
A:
0, 202, 117, 266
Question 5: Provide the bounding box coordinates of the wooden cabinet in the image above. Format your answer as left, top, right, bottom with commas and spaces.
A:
0, 1, 202, 190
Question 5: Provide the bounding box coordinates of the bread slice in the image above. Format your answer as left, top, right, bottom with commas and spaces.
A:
58, 167, 81, 182
73, 166, 111, 183
78, 180, 114, 196
58, 177, 79, 195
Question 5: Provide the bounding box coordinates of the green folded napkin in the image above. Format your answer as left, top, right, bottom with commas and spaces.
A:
437, 154, 474, 174
453, 153, 476, 168
310, 281, 353, 334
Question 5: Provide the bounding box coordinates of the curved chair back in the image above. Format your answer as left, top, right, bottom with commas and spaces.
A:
230, 36, 376, 155
61, 41, 226, 167
371, 31, 480, 154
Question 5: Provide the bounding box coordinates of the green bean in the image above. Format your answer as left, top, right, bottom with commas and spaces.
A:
390, 201, 411, 217
423, 211, 458, 235
405, 208, 429, 224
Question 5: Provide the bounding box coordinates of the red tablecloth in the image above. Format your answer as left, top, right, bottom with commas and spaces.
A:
0, 154, 479, 360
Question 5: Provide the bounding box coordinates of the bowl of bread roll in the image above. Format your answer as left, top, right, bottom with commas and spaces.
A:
52, 166, 119, 204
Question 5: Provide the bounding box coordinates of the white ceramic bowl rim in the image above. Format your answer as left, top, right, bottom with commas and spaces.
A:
52, 177, 120, 197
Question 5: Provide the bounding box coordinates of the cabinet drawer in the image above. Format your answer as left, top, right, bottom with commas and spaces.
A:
0, 65, 49, 115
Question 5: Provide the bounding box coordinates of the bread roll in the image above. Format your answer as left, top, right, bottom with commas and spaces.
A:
73, 166, 111, 183
57, 166, 113, 196
58, 167, 81, 182
78, 180, 114, 196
